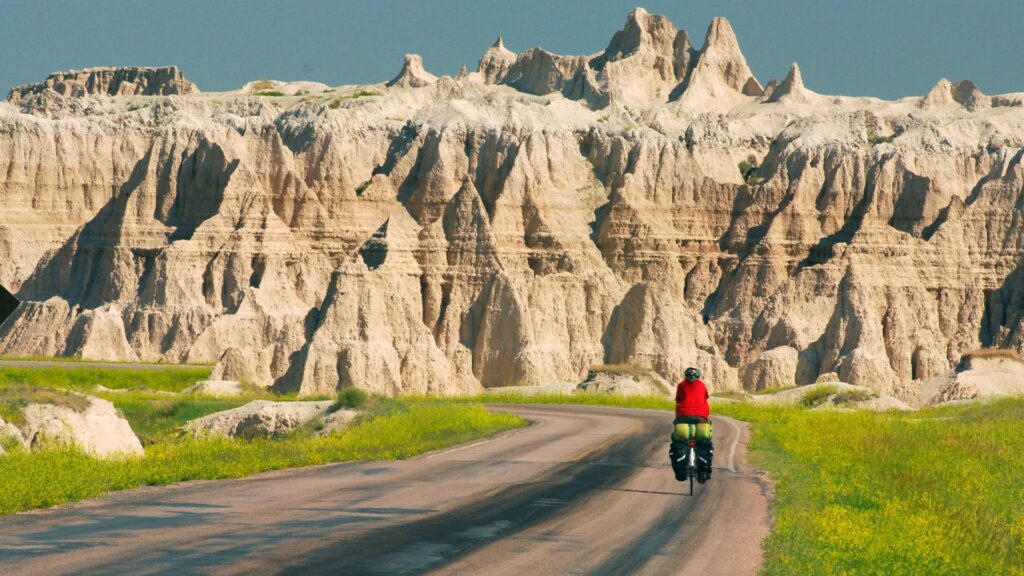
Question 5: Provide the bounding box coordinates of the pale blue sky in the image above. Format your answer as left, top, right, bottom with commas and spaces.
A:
2, 0, 1023, 99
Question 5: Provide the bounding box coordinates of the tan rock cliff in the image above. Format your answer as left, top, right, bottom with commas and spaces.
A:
1, 9, 1023, 401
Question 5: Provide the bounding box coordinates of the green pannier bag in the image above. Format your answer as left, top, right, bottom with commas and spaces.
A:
672, 422, 712, 441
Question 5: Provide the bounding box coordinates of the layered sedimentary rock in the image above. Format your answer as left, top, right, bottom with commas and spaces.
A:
7, 66, 196, 104
1, 9, 1024, 401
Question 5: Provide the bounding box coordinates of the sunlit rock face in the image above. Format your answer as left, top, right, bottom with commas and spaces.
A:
1, 9, 1024, 401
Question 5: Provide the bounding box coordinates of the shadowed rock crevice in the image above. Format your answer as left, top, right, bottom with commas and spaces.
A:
0, 285, 18, 328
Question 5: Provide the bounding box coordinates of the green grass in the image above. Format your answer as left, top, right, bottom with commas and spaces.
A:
106, 393, 248, 444
833, 388, 878, 403
717, 399, 1024, 575
346, 90, 381, 99
0, 402, 525, 515
868, 132, 897, 146
0, 385, 92, 426
334, 387, 368, 410
0, 365, 211, 393
254, 90, 286, 97
800, 384, 839, 407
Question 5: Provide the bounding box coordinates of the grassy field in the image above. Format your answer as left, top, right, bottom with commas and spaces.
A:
0, 364, 526, 515
425, 390, 1024, 574
0, 402, 524, 514
4, 364, 1022, 574
0, 364, 213, 392
716, 399, 1024, 575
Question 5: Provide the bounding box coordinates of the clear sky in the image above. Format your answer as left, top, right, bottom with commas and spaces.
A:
2, 0, 1023, 100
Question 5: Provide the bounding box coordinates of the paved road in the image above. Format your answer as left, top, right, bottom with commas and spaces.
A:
0, 405, 771, 575
0, 359, 210, 371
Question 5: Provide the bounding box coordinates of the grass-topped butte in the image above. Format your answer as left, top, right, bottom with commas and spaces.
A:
961, 347, 1023, 362
329, 90, 382, 110
0, 385, 92, 426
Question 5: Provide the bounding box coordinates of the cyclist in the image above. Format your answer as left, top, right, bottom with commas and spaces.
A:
676, 367, 709, 421
673, 367, 713, 482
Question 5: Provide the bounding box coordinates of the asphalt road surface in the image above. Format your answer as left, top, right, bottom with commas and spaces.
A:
0, 359, 209, 371
0, 404, 772, 575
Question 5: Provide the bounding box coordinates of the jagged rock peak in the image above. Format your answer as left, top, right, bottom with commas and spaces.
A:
765, 62, 814, 103
7, 66, 197, 103
921, 78, 991, 112
479, 37, 518, 84
386, 54, 438, 89
456, 64, 469, 81
500, 48, 588, 96
674, 16, 761, 105
702, 17, 760, 93
599, 6, 678, 63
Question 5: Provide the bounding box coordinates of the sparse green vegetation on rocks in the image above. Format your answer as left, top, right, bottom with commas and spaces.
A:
0, 385, 91, 427
799, 384, 839, 407
345, 90, 382, 99
754, 384, 797, 395
867, 131, 897, 146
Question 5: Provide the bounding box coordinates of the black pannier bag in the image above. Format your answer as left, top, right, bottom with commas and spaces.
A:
668, 440, 689, 480
696, 442, 714, 482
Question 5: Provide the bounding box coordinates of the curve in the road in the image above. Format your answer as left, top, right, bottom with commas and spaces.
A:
0, 404, 771, 576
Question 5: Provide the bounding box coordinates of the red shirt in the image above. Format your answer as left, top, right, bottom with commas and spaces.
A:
675, 379, 710, 419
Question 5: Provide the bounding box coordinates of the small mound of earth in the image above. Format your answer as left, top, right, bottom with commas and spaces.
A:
576, 368, 674, 397
927, 353, 1024, 406
750, 382, 911, 411
183, 400, 336, 439
240, 79, 332, 95
183, 380, 245, 398
318, 409, 360, 436
1, 394, 144, 457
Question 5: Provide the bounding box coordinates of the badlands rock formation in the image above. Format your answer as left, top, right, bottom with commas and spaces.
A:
7, 66, 196, 103
1, 396, 144, 457
927, 352, 1024, 404
183, 400, 335, 439
183, 379, 246, 397
577, 368, 674, 396
1, 8, 1024, 401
